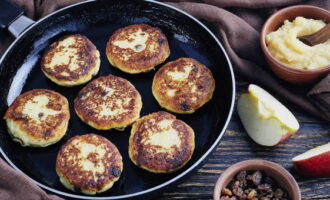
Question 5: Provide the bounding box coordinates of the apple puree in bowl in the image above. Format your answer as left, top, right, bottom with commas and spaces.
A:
266, 16, 330, 70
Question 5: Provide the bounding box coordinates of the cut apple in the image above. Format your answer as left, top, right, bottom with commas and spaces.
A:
237, 84, 299, 146
293, 143, 330, 177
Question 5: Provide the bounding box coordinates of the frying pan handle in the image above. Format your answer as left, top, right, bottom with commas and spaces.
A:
0, 0, 34, 37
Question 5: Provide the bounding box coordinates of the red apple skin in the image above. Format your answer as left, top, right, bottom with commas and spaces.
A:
294, 151, 330, 177
278, 132, 295, 145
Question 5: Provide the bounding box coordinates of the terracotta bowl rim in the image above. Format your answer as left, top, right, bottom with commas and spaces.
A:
213, 159, 301, 200
260, 5, 330, 74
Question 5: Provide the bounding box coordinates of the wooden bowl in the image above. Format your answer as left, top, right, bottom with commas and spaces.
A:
260, 5, 330, 84
213, 160, 301, 200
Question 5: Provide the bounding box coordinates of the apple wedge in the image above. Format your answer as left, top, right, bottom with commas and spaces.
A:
293, 143, 330, 177
237, 84, 299, 146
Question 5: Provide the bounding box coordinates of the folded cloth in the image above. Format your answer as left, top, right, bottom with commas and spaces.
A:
0, 158, 63, 200
0, 0, 329, 199
308, 73, 330, 118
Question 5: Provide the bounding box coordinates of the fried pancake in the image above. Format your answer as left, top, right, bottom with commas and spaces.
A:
4, 89, 70, 147
106, 24, 170, 74
56, 134, 123, 195
41, 34, 100, 87
74, 75, 142, 130
129, 111, 195, 173
152, 57, 215, 114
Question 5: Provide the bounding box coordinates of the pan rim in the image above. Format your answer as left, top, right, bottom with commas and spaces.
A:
0, 0, 236, 199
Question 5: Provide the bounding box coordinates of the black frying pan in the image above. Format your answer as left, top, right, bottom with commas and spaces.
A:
0, 0, 235, 199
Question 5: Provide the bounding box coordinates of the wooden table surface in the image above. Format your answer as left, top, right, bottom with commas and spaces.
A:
160, 80, 330, 200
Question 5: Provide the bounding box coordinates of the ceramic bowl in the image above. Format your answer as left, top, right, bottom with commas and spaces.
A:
213, 159, 301, 200
260, 5, 330, 84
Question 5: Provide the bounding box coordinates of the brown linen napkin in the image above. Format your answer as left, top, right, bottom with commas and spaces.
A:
308, 74, 330, 118
0, 0, 329, 199
0, 158, 63, 200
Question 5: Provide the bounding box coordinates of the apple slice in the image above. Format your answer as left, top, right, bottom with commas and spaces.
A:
237, 84, 299, 146
293, 143, 330, 177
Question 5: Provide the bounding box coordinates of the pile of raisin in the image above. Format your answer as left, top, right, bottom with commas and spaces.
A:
220, 170, 289, 200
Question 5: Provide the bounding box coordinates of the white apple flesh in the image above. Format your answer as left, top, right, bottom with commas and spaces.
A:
293, 143, 330, 177
237, 84, 299, 146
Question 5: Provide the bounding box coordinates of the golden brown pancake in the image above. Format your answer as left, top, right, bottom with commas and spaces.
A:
106, 24, 170, 74
41, 34, 100, 87
74, 75, 142, 130
129, 111, 195, 173
152, 57, 215, 114
56, 134, 123, 195
4, 89, 70, 147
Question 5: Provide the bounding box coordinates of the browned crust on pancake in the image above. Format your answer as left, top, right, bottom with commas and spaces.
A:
41, 34, 99, 83
106, 24, 170, 73
56, 134, 123, 193
129, 111, 195, 173
152, 57, 215, 114
4, 89, 70, 142
74, 75, 142, 130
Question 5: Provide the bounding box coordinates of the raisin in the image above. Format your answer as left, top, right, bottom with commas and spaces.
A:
237, 171, 247, 186
257, 183, 272, 193
247, 189, 257, 199
232, 185, 243, 197
100, 91, 108, 97
251, 171, 262, 185
158, 38, 165, 44
110, 167, 121, 177
266, 191, 274, 198
38, 112, 44, 118
222, 188, 232, 196
274, 189, 284, 198
180, 103, 190, 111
220, 196, 231, 200
237, 171, 247, 181
230, 181, 240, 190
